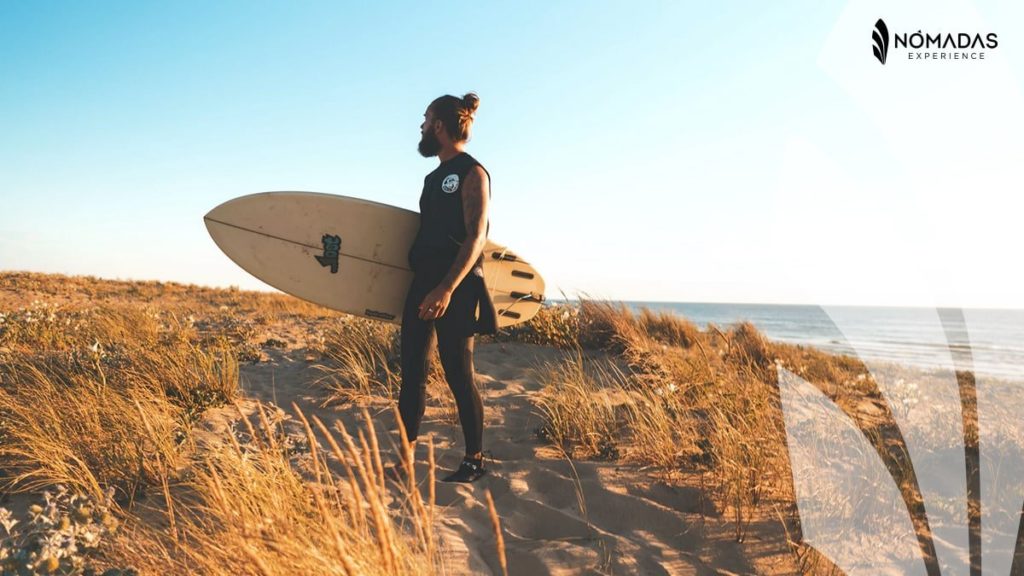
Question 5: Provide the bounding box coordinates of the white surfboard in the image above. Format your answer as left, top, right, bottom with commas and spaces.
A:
204, 191, 544, 328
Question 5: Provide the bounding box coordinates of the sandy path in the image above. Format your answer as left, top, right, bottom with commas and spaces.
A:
215, 340, 795, 576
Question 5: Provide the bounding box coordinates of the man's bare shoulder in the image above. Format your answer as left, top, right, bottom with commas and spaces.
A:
465, 164, 489, 186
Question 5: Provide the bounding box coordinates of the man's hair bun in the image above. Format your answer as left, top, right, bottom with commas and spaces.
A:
461, 92, 480, 115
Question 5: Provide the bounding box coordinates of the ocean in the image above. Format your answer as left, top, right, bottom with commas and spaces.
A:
567, 301, 1024, 382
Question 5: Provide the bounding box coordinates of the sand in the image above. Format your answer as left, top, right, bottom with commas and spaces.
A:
203, 337, 801, 576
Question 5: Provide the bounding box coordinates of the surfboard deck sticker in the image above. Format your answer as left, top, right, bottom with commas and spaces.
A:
204, 191, 545, 328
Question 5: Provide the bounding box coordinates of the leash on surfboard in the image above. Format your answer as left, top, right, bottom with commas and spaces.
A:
495, 290, 546, 334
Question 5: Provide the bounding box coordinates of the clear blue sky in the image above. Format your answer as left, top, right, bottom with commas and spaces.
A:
2, 1, 1022, 308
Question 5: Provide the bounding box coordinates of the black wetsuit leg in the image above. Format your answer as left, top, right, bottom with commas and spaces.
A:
398, 272, 484, 455
398, 279, 436, 443
435, 328, 483, 456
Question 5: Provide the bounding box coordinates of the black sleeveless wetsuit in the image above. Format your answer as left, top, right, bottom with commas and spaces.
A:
399, 151, 496, 456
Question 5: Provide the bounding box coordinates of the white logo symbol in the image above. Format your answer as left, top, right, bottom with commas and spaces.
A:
442, 174, 459, 193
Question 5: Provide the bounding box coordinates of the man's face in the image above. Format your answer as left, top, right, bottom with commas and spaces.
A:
418, 108, 441, 157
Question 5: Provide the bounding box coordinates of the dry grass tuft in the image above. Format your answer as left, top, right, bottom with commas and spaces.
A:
533, 352, 623, 460
312, 318, 402, 403
637, 307, 701, 349
103, 405, 451, 575
0, 302, 239, 501
0, 357, 182, 500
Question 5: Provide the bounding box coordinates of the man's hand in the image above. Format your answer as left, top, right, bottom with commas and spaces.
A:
419, 284, 453, 320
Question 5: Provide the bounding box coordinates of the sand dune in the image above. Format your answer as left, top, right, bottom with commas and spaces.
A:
208, 339, 798, 575
0, 274, 809, 574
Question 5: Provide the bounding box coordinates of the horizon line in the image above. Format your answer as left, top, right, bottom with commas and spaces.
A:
2, 268, 1022, 313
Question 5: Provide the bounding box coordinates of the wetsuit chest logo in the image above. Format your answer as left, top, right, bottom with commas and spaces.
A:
441, 174, 459, 193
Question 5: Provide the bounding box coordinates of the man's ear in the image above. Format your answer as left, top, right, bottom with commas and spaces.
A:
433, 119, 444, 136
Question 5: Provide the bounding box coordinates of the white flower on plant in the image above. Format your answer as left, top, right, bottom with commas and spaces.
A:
0, 507, 17, 534
78, 530, 99, 547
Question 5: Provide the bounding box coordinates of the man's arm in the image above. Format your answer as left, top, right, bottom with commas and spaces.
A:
418, 165, 489, 320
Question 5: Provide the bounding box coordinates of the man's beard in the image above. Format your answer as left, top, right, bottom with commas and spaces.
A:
418, 130, 441, 157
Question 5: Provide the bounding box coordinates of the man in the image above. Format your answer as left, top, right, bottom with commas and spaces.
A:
393, 92, 497, 483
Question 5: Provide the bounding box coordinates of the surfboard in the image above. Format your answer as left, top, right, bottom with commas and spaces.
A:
204, 191, 545, 328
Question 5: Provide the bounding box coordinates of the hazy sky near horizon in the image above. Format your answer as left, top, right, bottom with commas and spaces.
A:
2, 1, 1022, 308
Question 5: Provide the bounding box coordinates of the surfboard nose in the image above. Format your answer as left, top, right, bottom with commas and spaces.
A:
204, 193, 258, 223
203, 202, 225, 222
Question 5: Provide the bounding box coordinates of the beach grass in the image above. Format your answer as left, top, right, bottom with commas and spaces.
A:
0, 270, 974, 574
